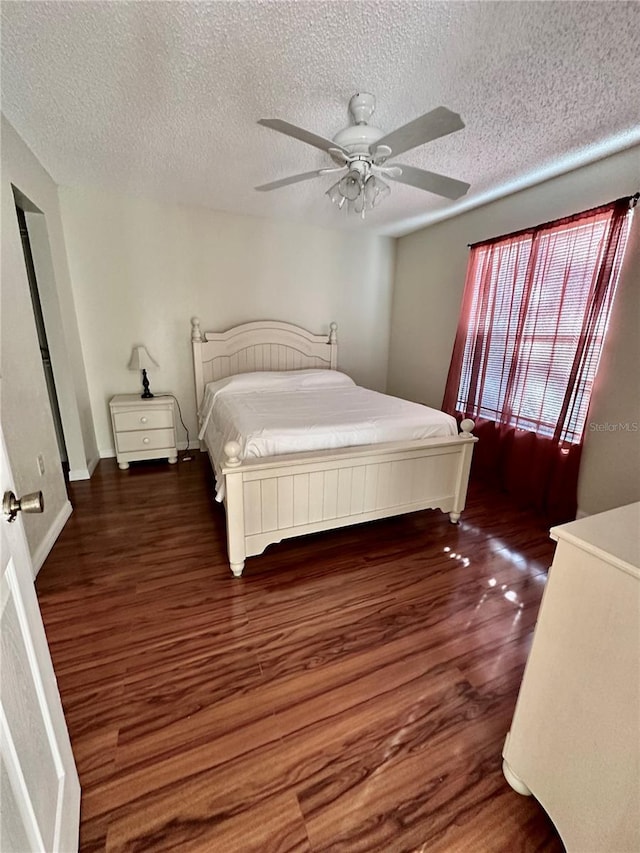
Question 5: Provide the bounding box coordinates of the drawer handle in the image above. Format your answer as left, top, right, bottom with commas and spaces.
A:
140, 416, 148, 424
142, 437, 150, 444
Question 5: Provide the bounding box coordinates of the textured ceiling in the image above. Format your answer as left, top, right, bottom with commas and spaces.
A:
2, 1, 639, 236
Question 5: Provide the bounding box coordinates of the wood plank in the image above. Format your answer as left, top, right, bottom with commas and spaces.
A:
308, 471, 324, 523
335, 467, 353, 518
244, 480, 262, 535
35, 455, 562, 853
322, 469, 338, 519
260, 478, 278, 531
277, 475, 294, 529
292, 473, 310, 527
349, 464, 366, 515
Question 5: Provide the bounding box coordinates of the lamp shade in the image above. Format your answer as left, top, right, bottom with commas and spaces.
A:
127, 345, 158, 371
338, 170, 361, 201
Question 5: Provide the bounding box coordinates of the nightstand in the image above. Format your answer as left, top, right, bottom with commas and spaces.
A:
109, 394, 178, 470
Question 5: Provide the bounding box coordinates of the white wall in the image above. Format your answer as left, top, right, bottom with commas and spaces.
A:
58, 186, 396, 456
580, 207, 640, 515
1, 116, 98, 565
388, 145, 640, 516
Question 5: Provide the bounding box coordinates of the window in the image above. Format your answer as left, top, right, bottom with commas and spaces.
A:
447, 197, 634, 445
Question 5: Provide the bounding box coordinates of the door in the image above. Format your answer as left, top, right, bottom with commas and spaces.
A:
0, 427, 80, 851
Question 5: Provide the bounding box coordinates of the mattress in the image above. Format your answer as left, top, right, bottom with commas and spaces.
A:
198, 370, 457, 500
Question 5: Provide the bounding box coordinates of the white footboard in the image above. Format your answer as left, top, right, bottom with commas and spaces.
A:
222, 422, 476, 576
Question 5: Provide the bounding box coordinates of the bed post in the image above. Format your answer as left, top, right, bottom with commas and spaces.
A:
191, 318, 206, 449
328, 322, 338, 370
449, 419, 476, 524
223, 441, 246, 577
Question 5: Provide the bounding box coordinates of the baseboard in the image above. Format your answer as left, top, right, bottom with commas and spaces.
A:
100, 448, 116, 458
32, 499, 73, 577
68, 451, 101, 481
69, 467, 89, 481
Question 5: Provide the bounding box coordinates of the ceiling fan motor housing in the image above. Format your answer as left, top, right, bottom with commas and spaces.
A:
333, 123, 384, 155
331, 92, 383, 156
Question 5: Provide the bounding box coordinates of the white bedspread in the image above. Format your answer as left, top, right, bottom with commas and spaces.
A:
198, 370, 457, 500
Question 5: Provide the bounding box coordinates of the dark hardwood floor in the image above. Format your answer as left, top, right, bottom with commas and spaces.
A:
36, 453, 564, 852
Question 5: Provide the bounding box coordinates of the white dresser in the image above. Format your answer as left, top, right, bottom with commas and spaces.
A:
503, 502, 640, 852
110, 394, 178, 470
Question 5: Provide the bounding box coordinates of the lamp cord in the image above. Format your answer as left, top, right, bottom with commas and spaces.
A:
157, 394, 191, 460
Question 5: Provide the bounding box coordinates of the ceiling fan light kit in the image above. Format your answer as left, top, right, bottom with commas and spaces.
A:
326, 159, 390, 219
256, 93, 470, 220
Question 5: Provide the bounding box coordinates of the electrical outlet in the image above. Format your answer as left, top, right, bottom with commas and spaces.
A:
37, 454, 45, 476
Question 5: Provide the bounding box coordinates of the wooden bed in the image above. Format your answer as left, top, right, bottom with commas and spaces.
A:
191, 317, 477, 577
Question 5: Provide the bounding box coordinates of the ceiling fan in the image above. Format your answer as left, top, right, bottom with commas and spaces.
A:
255, 93, 470, 219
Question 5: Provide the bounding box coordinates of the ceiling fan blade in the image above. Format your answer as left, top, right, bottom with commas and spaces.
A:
389, 164, 470, 200
374, 164, 402, 178
255, 170, 327, 192
373, 106, 465, 159
372, 144, 392, 166
328, 147, 349, 166
258, 119, 348, 156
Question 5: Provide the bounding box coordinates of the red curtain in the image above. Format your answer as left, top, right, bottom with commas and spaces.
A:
443, 197, 633, 524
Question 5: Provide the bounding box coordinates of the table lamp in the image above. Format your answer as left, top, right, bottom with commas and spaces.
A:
128, 345, 158, 399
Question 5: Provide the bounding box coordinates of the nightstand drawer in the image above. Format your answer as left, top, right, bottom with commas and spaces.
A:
116, 428, 175, 453
114, 409, 174, 432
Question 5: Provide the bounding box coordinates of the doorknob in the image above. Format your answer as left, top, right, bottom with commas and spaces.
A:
3, 490, 44, 523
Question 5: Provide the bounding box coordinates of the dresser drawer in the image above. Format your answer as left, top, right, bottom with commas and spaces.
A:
113, 408, 173, 432
116, 428, 175, 454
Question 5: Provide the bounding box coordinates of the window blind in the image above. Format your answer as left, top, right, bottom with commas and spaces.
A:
454, 200, 633, 444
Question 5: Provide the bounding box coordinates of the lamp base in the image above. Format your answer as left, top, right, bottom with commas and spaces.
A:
140, 368, 154, 399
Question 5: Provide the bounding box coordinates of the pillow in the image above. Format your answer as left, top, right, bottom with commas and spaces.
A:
205, 369, 353, 399
198, 369, 355, 437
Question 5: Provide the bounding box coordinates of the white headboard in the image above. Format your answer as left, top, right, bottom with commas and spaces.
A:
191, 318, 338, 408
